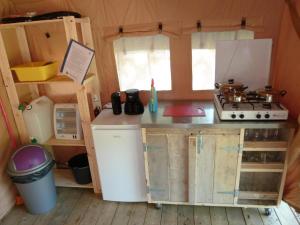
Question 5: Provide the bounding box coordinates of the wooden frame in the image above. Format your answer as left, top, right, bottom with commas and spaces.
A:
0, 16, 101, 193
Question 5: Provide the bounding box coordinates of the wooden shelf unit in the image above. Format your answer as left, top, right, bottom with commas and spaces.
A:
0, 16, 101, 193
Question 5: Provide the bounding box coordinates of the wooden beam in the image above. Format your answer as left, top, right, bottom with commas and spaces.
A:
0, 31, 28, 144
15, 26, 39, 98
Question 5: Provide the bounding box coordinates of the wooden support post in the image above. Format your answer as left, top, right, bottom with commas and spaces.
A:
63, 17, 101, 193
15, 26, 39, 98
0, 31, 28, 144
188, 135, 197, 204
63, 16, 78, 42
76, 86, 101, 193
234, 128, 244, 205
80, 18, 101, 109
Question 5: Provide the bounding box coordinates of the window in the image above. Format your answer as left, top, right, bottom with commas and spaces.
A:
192, 30, 254, 90
113, 35, 171, 91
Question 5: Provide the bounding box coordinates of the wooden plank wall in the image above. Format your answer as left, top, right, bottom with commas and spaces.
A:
0, 73, 18, 219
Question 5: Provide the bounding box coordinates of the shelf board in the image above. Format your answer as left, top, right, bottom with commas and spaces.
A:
54, 168, 93, 189
44, 136, 85, 146
238, 191, 278, 200
0, 18, 84, 29
241, 163, 284, 172
14, 73, 95, 85
243, 141, 288, 151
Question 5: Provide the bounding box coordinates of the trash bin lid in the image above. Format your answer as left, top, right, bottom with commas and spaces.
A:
7, 145, 52, 176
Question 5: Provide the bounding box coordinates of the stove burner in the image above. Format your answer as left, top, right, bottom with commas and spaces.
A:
262, 103, 272, 109
232, 103, 239, 109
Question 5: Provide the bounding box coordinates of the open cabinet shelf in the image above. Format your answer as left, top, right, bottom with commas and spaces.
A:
44, 136, 85, 146
54, 168, 93, 189
243, 141, 288, 151
241, 162, 284, 172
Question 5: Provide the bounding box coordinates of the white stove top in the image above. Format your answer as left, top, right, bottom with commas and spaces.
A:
214, 95, 289, 121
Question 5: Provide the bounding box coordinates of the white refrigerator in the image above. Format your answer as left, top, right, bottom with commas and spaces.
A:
91, 110, 147, 202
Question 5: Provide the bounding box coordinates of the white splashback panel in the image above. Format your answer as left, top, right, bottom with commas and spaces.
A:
215, 39, 272, 90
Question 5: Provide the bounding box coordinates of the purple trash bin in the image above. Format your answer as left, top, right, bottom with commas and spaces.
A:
7, 145, 57, 214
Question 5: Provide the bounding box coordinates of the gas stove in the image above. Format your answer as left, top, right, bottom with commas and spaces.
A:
214, 94, 289, 121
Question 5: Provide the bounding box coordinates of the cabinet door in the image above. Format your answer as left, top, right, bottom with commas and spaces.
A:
146, 134, 169, 201
194, 135, 216, 203
192, 133, 240, 205
145, 132, 189, 202
213, 134, 240, 204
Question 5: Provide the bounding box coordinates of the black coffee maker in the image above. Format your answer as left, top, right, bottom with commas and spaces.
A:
124, 89, 144, 115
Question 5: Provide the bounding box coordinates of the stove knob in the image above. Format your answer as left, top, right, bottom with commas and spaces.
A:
239, 114, 245, 119
256, 114, 261, 119
231, 114, 236, 119
265, 114, 270, 119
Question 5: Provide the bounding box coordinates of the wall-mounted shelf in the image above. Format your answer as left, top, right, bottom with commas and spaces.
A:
44, 136, 85, 147
241, 162, 284, 172
54, 168, 93, 189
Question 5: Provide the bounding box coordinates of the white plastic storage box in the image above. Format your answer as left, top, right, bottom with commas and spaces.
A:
23, 96, 54, 144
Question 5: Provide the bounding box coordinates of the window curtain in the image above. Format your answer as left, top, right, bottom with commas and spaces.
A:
192, 30, 254, 49
113, 34, 171, 91
191, 30, 254, 90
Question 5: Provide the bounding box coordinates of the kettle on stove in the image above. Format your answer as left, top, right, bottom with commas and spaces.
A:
124, 89, 144, 115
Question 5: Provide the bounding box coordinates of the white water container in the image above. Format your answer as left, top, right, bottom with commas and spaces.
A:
23, 96, 54, 144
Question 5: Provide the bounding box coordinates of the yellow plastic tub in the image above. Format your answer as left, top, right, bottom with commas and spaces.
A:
11, 61, 58, 82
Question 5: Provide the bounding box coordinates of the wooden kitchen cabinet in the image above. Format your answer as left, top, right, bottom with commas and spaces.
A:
142, 127, 294, 208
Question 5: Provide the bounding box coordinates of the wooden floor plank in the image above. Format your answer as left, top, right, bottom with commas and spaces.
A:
257, 208, 281, 225
210, 207, 228, 225
111, 203, 133, 225
178, 205, 194, 225
161, 205, 177, 225
194, 206, 211, 225
0, 206, 27, 225
31, 188, 71, 225
17, 208, 39, 225
95, 201, 118, 225
64, 190, 95, 225
226, 207, 246, 225
242, 208, 263, 225
144, 205, 162, 225
48, 188, 83, 225
127, 203, 147, 225
2, 188, 300, 225
78, 197, 104, 225
274, 202, 299, 225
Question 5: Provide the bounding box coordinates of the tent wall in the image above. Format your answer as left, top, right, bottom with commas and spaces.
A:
274, 2, 300, 119
1, 0, 285, 104
274, 1, 300, 212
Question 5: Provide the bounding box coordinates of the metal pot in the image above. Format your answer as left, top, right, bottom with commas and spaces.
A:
215, 79, 248, 95
256, 85, 287, 103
